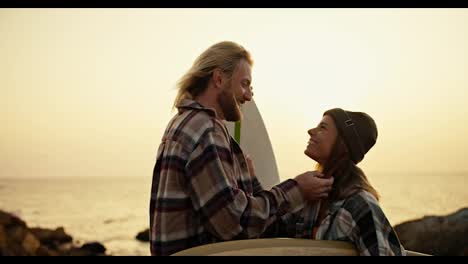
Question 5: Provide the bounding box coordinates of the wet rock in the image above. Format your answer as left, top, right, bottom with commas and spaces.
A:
136, 228, 149, 242
0, 226, 6, 250
0, 210, 26, 228
81, 242, 106, 254
29, 227, 73, 248
36, 245, 60, 256
0, 209, 108, 256
7, 225, 27, 244
22, 232, 41, 255
394, 208, 468, 256
67, 242, 106, 256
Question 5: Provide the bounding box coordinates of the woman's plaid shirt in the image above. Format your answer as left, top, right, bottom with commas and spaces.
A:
281, 190, 406, 256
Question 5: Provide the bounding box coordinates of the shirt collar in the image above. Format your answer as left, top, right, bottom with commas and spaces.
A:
177, 99, 217, 118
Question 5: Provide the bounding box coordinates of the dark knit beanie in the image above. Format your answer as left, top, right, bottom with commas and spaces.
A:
324, 108, 378, 164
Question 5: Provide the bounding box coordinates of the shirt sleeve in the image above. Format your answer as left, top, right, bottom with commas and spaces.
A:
185, 123, 305, 240
251, 176, 264, 195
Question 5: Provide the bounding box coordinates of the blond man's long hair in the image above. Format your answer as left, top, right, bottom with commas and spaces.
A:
173, 41, 253, 109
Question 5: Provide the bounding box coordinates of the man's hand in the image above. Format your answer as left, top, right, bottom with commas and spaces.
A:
294, 171, 334, 202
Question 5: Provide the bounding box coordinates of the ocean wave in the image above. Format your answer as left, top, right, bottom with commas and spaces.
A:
103, 217, 130, 224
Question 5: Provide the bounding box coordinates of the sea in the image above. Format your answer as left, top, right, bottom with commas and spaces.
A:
0, 172, 466, 256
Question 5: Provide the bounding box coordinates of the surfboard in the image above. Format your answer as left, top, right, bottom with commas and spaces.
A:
171, 238, 430, 256
171, 238, 359, 256
224, 99, 280, 190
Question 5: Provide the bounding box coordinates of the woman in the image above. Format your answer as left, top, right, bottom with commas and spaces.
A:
283, 108, 406, 256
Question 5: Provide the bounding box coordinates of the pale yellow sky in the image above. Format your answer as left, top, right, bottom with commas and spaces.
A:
1, 9, 468, 180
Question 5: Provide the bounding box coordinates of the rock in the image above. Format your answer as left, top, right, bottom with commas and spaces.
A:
6, 225, 27, 244
0, 209, 108, 256
29, 227, 73, 248
0, 225, 7, 256
1, 241, 27, 256
136, 228, 149, 242
0, 210, 27, 228
394, 208, 468, 256
80, 242, 106, 254
68, 247, 93, 256
0, 210, 32, 256
67, 242, 107, 256
22, 232, 41, 255
0, 215, 32, 256
36, 245, 60, 256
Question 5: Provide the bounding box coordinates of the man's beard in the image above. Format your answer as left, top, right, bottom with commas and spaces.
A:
217, 84, 242, 122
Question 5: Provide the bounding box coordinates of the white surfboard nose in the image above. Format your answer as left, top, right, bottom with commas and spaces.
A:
225, 99, 280, 190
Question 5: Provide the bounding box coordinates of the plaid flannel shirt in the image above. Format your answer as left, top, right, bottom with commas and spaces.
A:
279, 190, 406, 256
149, 99, 305, 256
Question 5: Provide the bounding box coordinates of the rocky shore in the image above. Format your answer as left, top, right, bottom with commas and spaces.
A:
0, 210, 108, 256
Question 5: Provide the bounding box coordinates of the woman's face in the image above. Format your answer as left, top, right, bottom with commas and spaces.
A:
304, 115, 339, 165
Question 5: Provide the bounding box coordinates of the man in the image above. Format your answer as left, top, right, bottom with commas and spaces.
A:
150, 41, 334, 256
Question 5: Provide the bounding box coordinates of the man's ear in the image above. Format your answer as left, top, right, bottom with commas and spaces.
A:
212, 68, 224, 89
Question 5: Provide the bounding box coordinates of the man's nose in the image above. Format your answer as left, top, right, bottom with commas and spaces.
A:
244, 87, 253, 102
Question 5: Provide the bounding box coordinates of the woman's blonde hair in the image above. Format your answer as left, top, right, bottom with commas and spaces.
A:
173, 41, 253, 108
